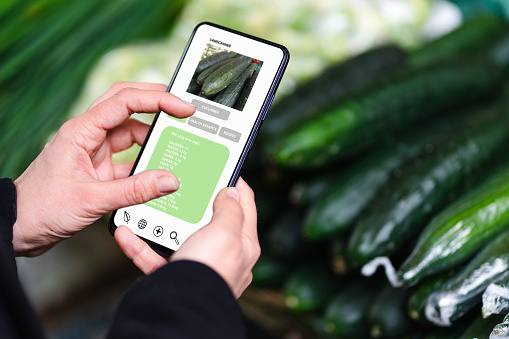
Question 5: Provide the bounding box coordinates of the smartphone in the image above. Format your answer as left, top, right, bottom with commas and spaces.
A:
108, 22, 289, 257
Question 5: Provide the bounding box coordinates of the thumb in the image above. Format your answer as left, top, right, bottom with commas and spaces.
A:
207, 187, 244, 234
94, 170, 179, 212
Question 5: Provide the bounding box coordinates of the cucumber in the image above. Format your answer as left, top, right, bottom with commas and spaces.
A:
425, 230, 509, 326
368, 286, 413, 338
458, 314, 505, 339
195, 50, 230, 73
491, 313, 509, 339
304, 111, 465, 240
214, 62, 256, 107
283, 265, 337, 313
272, 58, 501, 168
251, 253, 292, 288
201, 58, 251, 96
196, 58, 235, 85
321, 279, 381, 337
482, 272, 509, 318
234, 67, 259, 111
265, 207, 310, 260
262, 45, 406, 139
410, 15, 508, 67
347, 104, 509, 266
187, 73, 201, 94
407, 269, 458, 323
397, 163, 509, 286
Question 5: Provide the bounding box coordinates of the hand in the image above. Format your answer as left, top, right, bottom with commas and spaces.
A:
114, 177, 260, 298
13, 82, 195, 257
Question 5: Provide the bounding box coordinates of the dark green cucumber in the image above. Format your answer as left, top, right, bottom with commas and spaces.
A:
196, 58, 235, 85
368, 286, 413, 338
304, 111, 465, 240
482, 272, 509, 318
201, 58, 251, 96
425, 229, 509, 326
397, 163, 509, 286
234, 67, 259, 111
214, 62, 256, 107
491, 313, 509, 339
347, 104, 509, 266
262, 45, 406, 139
187, 73, 201, 94
410, 15, 508, 67
265, 207, 311, 260
458, 314, 505, 339
320, 279, 381, 337
283, 265, 337, 313
251, 253, 292, 288
272, 58, 501, 168
195, 50, 230, 73
407, 269, 458, 323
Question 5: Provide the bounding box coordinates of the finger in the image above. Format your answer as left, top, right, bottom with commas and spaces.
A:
94, 169, 179, 212
84, 88, 195, 131
209, 187, 244, 235
113, 162, 134, 179
235, 177, 258, 240
107, 118, 151, 153
88, 82, 168, 110
114, 226, 167, 274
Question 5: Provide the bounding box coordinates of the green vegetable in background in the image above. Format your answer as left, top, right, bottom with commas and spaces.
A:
398, 162, 509, 287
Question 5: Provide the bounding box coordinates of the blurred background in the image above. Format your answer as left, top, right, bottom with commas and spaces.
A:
4, 0, 509, 338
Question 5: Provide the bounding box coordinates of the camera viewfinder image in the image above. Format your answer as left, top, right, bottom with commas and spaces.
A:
187, 43, 263, 111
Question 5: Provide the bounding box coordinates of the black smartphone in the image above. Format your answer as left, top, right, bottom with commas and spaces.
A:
108, 22, 289, 257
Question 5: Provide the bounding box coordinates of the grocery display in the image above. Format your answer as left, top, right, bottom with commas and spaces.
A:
248, 14, 509, 338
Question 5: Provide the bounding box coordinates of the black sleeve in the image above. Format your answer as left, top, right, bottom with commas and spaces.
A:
0, 178, 45, 339
108, 260, 246, 339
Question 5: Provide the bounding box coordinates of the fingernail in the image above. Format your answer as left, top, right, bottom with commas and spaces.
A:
158, 176, 179, 193
226, 187, 239, 201
182, 100, 195, 108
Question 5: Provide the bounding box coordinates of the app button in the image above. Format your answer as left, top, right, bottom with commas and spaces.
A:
123, 211, 130, 224
170, 231, 179, 245
153, 226, 163, 237
138, 219, 147, 229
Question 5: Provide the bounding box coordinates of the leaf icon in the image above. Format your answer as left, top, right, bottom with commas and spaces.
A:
123, 211, 130, 224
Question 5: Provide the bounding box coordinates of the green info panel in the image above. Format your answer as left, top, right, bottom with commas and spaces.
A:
145, 126, 230, 224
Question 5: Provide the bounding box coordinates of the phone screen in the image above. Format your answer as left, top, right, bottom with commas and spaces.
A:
110, 23, 289, 254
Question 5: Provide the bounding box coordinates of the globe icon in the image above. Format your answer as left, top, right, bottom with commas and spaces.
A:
138, 219, 147, 229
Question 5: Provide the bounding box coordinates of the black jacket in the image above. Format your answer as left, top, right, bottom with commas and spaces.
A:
0, 178, 245, 338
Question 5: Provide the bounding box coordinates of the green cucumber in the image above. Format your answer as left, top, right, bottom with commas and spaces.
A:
410, 15, 508, 67
201, 57, 251, 96
407, 269, 458, 323
234, 68, 259, 111
482, 272, 509, 318
347, 104, 509, 266
195, 50, 230, 73
262, 45, 406, 139
196, 58, 235, 85
265, 207, 310, 260
425, 230, 509, 326
272, 58, 501, 168
283, 265, 337, 313
491, 313, 509, 339
320, 279, 381, 337
214, 62, 256, 107
397, 163, 509, 286
369, 286, 413, 338
187, 73, 201, 94
251, 253, 292, 288
458, 314, 505, 339
304, 111, 465, 240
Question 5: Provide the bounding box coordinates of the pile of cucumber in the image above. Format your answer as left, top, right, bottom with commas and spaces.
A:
187, 51, 261, 110
246, 15, 509, 339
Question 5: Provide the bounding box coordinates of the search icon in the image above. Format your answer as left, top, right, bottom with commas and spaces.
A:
170, 231, 179, 245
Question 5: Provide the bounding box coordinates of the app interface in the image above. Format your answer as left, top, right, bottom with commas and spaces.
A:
114, 24, 285, 251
